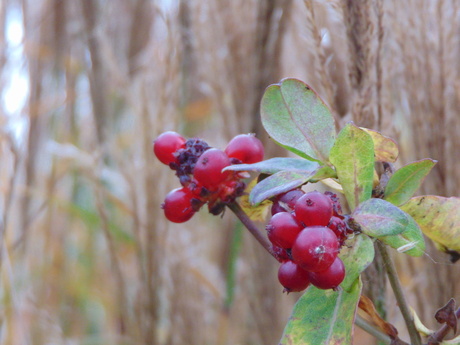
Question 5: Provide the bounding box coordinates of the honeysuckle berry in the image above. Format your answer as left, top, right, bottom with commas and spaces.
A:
294, 191, 333, 227
328, 216, 348, 246
266, 211, 303, 249
291, 226, 339, 272
224, 133, 264, 164
271, 245, 291, 262
162, 187, 201, 223
307, 257, 345, 290
278, 260, 310, 293
193, 148, 232, 190
271, 189, 305, 215
153, 131, 186, 165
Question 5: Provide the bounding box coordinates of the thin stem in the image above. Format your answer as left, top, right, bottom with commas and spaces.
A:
227, 202, 276, 259
355, 314, 392, 345
376, 241, 422, 345
427, 307, 460, 345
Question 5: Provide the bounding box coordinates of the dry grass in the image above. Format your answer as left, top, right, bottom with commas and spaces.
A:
1, 0, 460, 344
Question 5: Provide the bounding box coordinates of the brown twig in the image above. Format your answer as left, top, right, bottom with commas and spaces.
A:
227, 202, 276, 259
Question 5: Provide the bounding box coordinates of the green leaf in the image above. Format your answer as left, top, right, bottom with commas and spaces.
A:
249, 170, 319, 205
329, 123, 375, 211
379, 213, 425, 257
260, 78, 336, 163
353, 198, 409, 237
340, 235, 375, 292
223, 157, 320, 174
400, 196, 460, 253
384, 159, 437, 206
360, 127, 399, 163
279, 279, 362, 345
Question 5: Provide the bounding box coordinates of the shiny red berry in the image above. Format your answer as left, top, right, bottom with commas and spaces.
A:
291, 226, 339, 272
224, 134, 264, 164
266, 212, 303, 249
294, 191, 333, 226
307, 257, 345, 290
278, 260, 310, 293
153, 131, 186, 165
162, 187, 199, 223
193, 148, 231, 190
271, 189, 304, 215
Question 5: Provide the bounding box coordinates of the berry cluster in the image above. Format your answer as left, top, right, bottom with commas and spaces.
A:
154, 131, 264, 222
268, 190, 352, 292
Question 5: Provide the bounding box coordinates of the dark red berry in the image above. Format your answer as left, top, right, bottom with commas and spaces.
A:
224, 134, 264, 164
307, 257, 345, 290
291, 226, 339, 272
328, 216, 347, 245
278, 260, 310, 293
153, 131, 186, 165
294, 191, 333, 227
162, 187, 200, 223
325, 191, 343, 216
266, 212, 303, 249
271, 245, 291, 262
278, 189, 305, 211
193, 148, 231, 190
271, 201, 286, 215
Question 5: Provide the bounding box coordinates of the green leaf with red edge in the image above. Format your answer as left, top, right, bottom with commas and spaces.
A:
260, 78, 336, 163
339, 234, 375, 292
223, 157, 321, 175
329, 123, 375, 211
400, 196, 460, 253
360, 127, 399, 163
384, 159, 437, 206
279, 279, 362, 345
352, 198, 408, 237
378, 213, 425, 257
249, 166, 336, 205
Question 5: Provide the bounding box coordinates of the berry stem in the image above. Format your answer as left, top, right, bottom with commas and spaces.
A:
376, 240, 422, 345
227, 202, 276, 259
355, 315, 392, 345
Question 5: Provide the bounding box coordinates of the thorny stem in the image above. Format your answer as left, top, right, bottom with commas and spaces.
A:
376, 240, 422, 345
427, 307, 460, 345
227, 202, 276, 259
355, 314, 392, 345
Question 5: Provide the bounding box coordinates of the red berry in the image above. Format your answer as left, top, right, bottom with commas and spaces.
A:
325, 191, 343, 216
294, 191, 333, 226
328, 216, 347, 245
271, 245, 291, 262
291, 226, 339, 272
278, 260, 310, 293
271, 201, 286, 215
224, 134, 264, 164
307, 257, 345, 290
162, 187, 200, 223
153, 131, 186, 165
193, 148, 231, 190
266, 212, 303, 249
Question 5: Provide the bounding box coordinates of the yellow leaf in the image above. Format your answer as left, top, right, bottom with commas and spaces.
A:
401, 196, 460, 253
360, 127, 399, 162
239, 179, 271, 222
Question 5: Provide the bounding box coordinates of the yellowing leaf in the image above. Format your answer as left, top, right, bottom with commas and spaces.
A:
239, 179, 271, 221
360, 127, 399, 162
401, 196, 460, 253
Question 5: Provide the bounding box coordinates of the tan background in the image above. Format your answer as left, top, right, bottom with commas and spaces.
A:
1, 0, 459, 344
